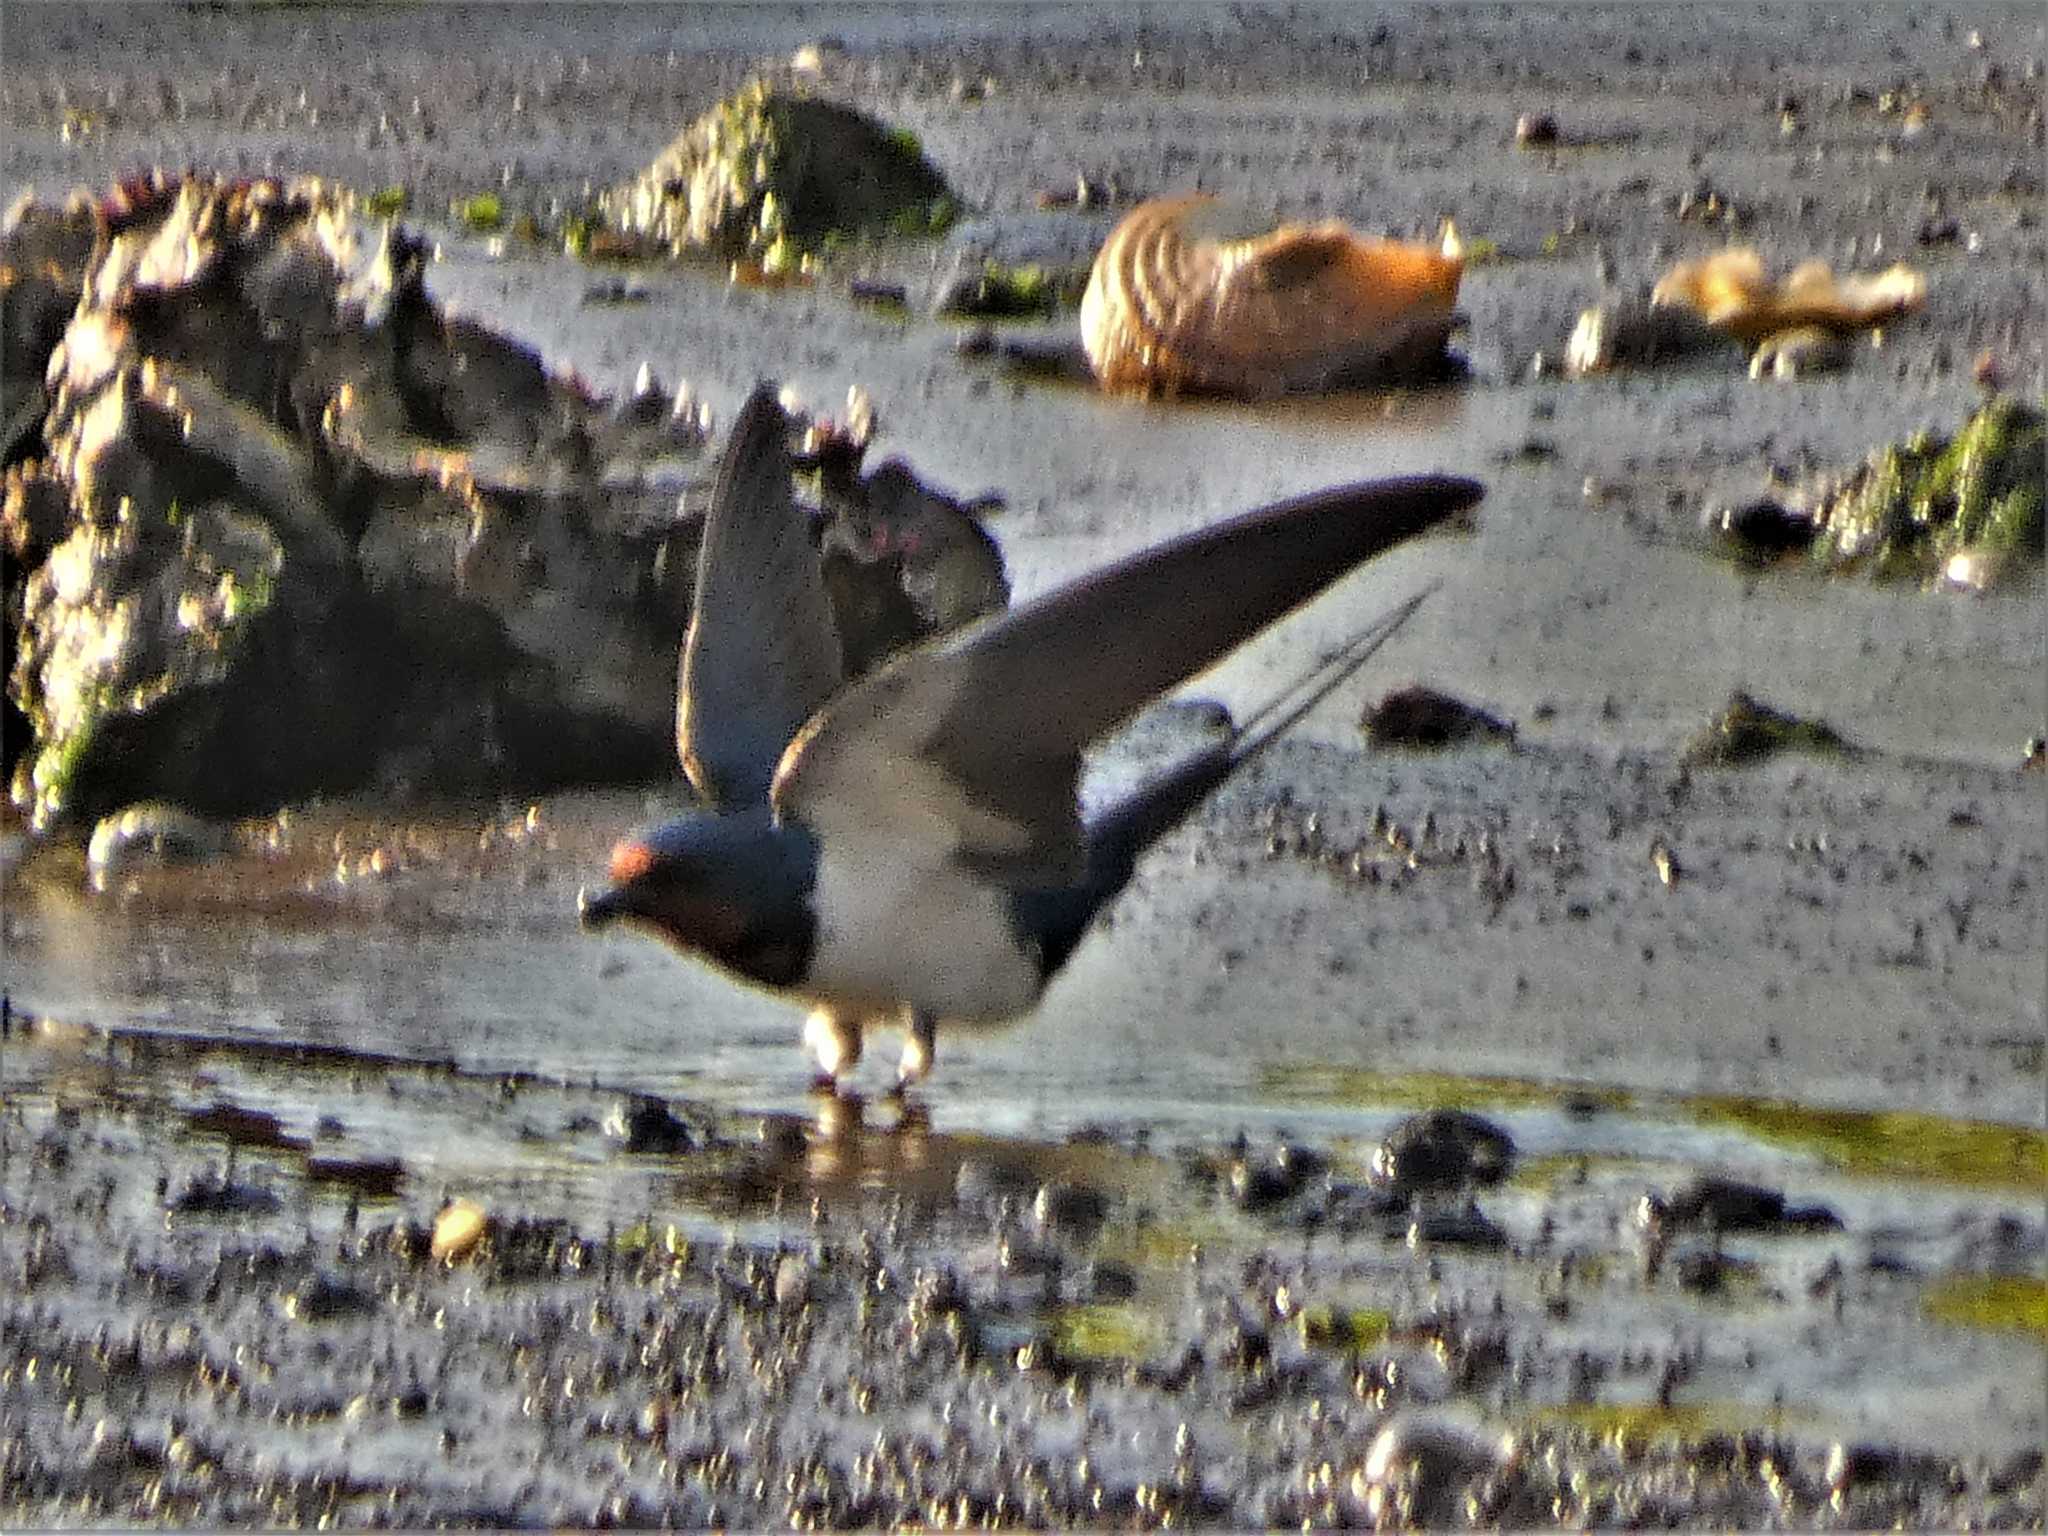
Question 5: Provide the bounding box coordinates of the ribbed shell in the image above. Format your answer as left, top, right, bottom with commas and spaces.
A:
1079, 195, 1463, 397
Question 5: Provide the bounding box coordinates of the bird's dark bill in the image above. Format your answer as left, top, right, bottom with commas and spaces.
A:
578, 876, 749, 956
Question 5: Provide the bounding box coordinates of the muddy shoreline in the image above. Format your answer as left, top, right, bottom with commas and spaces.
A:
3, 2, 2045, 1528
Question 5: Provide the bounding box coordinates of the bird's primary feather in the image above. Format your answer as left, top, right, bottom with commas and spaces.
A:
770, 474, 1481, 885
676, 386, 844, 808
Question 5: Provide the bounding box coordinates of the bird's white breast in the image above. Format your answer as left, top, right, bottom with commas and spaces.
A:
804, 844, 1043, 1024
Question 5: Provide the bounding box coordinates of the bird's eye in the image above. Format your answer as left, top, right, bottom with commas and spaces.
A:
608, 839, 657, 883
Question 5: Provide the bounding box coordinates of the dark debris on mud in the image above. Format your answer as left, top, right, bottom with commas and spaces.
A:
3, 1057, 2043, 1531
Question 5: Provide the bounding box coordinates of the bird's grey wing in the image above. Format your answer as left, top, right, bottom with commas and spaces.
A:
677, 384, 845, 808
771, 473, 1482, 883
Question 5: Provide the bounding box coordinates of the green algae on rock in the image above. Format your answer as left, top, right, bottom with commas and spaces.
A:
1810, 394, 2044, 580
1045, 1302, 1165, 1363
602, 80, 956, 263
1259, 1063, 1634, 1115
1679, 689, 1855, 767
1707, 395, 2048, 579
1689, 1097, 2048, 1195
1922, 1274, 2048, 1338
1296, 1303, 1392, 1354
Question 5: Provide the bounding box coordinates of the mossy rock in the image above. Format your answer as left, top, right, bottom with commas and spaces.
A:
1810, 394, 2045, 579
603, 80, 956, 262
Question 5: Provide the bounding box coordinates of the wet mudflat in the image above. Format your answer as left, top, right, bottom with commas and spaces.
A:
3, 2, 2045, 1527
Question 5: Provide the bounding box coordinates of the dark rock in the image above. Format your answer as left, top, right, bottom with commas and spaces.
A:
281, 1271, 378, 1323
303, 1157, 405, 1199
1355, 1416, 1505, 1527
1827, 1441, 1964, 1494
1673, 1247, 1751, 1294
848, 278, 908, 308
1368, 1109, 1516, 1198
1362, 686, 1517, 750
0, 191, 96, 471
184, 1101, 306, 1152
168, 1169, 280, 1217
1032, 1181, 1111, 1238
1703, 497, 1815, 562
605, 1095, 695, 1156
1514, 111, 1561, 147
1988, 1446, 2045, 1497
933, 259, 1081, 319
1084, 1259, 1138, 1302
1407, 1205, 1508, 1250
1226, 1144, 1326, 1210
1665, 1175, 1787, 1230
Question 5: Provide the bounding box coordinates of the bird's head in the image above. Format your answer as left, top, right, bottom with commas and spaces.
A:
578, 810, 819, 983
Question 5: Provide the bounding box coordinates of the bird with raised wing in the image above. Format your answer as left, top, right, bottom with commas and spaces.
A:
580, 384, 1482, 1092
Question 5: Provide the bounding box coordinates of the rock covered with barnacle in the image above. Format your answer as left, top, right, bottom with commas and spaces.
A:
1078, 195, 1463, 397
600, 79, 957, 270
0, 174, 1005, 832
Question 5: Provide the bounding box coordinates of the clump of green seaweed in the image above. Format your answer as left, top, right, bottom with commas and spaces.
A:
1680, 690, 1855, 767
601, 79, 956, 265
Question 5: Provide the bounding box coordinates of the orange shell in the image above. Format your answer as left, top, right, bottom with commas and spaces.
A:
1079, 195, 1463, 397
1650, 248, 1926, 346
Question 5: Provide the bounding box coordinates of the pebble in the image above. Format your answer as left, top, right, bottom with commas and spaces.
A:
431, 1198, 487, 1263
1361, 687, 1516, 750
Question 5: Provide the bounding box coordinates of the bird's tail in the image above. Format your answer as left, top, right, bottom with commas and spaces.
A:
1024, 588, 1432, 975
1097, 584, 1433, 860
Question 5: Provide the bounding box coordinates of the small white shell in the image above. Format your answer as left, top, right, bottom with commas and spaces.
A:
1079, 195, 1463, 396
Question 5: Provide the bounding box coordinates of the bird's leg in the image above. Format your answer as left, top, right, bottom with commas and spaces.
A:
892, 1010, 938, 1097
802, 1009, 863, 1091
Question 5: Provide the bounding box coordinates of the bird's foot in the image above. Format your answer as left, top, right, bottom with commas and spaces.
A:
802, 1008, 863, 1088
891, 1010, 937, 1098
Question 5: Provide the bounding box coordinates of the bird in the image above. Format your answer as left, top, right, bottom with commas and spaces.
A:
579, 383, 1482, 1093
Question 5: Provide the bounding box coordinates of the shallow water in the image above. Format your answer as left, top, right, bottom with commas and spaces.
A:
2, 2, 2043, 1503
